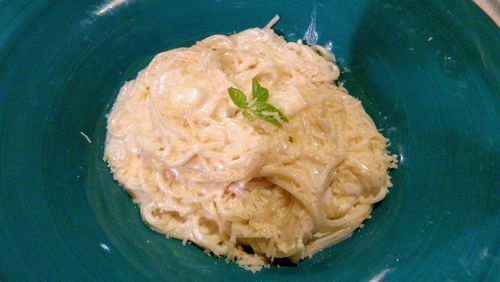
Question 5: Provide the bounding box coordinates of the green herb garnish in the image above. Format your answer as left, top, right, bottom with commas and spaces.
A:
228, 79, 288, 127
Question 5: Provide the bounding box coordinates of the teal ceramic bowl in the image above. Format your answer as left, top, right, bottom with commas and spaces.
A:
0, 0, 498, 281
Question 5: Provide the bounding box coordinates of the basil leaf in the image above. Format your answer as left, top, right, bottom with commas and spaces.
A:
228, 87, 248, 108
227, 82, 288, 128
242, 110, 254, 121
254, 102, 288, 122
252, 102, 288, 127
252, 79, 269, 102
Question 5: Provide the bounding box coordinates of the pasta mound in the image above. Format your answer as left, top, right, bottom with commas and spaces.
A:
105, 26, 396, 272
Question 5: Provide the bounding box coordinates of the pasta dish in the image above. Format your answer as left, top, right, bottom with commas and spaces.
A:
104, 17, 397, 271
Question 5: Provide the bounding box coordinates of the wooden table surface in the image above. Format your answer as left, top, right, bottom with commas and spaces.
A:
473, 0, 500, 26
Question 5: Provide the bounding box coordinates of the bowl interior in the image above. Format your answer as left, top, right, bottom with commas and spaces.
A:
0, 0, 498, 281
